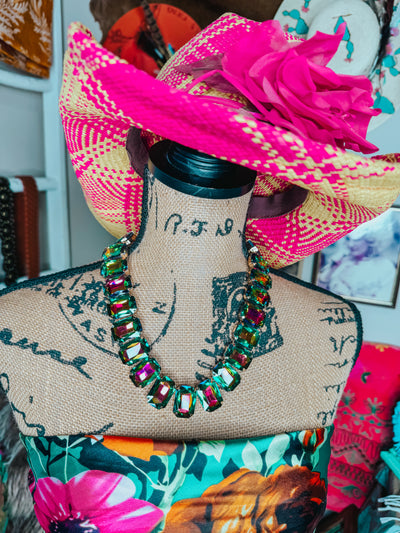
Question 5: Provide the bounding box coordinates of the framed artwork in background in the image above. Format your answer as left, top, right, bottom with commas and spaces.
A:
312, 207, 400, 308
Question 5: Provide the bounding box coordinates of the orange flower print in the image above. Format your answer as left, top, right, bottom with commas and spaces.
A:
164, 465, 326, 532
302, 428, 325, 453
88, 435, 178, 461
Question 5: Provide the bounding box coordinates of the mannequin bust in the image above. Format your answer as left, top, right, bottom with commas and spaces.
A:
0, 141, 360, 440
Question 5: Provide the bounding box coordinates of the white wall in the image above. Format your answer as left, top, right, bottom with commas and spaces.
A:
0, 86, 44, 176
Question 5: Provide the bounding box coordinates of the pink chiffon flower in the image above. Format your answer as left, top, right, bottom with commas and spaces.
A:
178, 20, 379, 154
30, 470, 163, 532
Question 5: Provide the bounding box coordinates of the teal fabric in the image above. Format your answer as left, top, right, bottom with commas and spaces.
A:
21, 426, 333, 532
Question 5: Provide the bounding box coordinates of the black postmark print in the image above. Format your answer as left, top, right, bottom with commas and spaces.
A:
197, 273, 283, 380
164, 213, 236, 237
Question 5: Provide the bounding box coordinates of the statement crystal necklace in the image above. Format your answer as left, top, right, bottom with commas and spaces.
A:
101, 233, 272, 418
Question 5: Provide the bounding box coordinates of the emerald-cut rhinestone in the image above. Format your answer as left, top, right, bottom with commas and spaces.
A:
173, 386, 196, 418
119, 338, 150, 365
102, 241, 127, 261
234, 323, 260, 349
250, 268, 272, 289
101, 257, 127, 278
130, 356, 160, 387
240, 302, 266, 327
249, 253, 269, 272
147, 376, 175, 409
245, 285, 271, 308
225, 344, 252, 370
197, 380, 223, 412
213, 361, 241, 391
104, 275, 132, 296
112, 316, 142, 341
107, 295, 137, 318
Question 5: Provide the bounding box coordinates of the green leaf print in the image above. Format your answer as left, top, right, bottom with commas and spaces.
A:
241, 441, 263, 472
264, 434, 290, 472
198, 440, 225, 463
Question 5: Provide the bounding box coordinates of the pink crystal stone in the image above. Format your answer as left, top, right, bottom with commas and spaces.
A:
154, 382, 171, 402
231, 351, 250, 368
131, 357, 160, 387
110, 299, 130, 315
136, 364, 154, 383
105, 276, 127, 295
114, 321, 133, 338
147, 377, 175, 409
203, 386, 219, 408
244, 305, 265, 327
198, 380, 223, 412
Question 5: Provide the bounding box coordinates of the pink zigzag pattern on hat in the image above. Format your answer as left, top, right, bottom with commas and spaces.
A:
59, 17, 400, 268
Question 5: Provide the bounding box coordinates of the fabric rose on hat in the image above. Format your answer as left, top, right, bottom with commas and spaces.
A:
177, 20, 379, 154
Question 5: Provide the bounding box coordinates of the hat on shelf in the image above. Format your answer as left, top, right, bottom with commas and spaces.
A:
274, 0, 400, 130
60, 13, 400, 268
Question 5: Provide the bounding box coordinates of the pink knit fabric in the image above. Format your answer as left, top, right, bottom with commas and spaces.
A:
327, 342, 400, 512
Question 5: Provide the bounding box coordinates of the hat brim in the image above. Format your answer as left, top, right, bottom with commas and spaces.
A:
60, 16, 400, 268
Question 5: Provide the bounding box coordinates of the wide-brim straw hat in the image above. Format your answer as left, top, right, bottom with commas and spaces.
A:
60, 13, 400, 268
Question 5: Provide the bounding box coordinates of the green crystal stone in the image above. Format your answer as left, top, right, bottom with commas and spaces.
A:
147, 376, 175, 409
197, 379, 223, 412
249, 252, 269, 272
100, 257, 127, 278
119, 338, 150, 365
245, 284, 271, 308
130, 356, 160, 387
213, 361, 241, 391
107, 295, 137, 319
112, 316, 142, 342
173, 386, 196, 418
250, 268, 272, 289
234, 323, 260, 349
225, 344, 252, 370
102, 241, 127, 261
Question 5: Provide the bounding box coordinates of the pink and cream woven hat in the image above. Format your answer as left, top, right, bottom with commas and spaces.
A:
60, 13, 400, 268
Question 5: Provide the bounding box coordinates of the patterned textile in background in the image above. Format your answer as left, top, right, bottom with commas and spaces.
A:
0, 0, 53, 78
357, 464, 400, 533
22, 428, 332, 532
327, 342, 400, 512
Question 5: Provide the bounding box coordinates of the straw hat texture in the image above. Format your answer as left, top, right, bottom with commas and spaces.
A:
59, 13, 400, 268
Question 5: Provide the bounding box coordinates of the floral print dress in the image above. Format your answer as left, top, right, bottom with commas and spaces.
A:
21, 426, 332, 533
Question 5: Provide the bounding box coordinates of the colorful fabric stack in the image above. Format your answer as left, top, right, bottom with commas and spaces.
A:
0, 0, 53, 78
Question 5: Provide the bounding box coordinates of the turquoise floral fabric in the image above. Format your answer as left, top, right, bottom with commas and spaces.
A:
21, 426, 333, 532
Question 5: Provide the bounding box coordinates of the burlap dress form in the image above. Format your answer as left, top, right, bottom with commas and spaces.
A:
0, 157, 361, 531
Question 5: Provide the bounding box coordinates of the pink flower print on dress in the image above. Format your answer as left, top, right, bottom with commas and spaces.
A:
30, 470, 163, 532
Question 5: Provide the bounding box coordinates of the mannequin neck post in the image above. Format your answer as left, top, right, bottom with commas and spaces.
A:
132, 141, 257, 272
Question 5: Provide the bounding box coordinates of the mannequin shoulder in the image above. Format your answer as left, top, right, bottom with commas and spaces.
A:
0, 263, 103, 312
269, 268, 361, 329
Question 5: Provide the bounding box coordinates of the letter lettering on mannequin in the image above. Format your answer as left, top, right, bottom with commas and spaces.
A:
163, 215, 235, 237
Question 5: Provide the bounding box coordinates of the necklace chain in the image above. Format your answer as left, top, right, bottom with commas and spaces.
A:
101, 233, 272, 418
